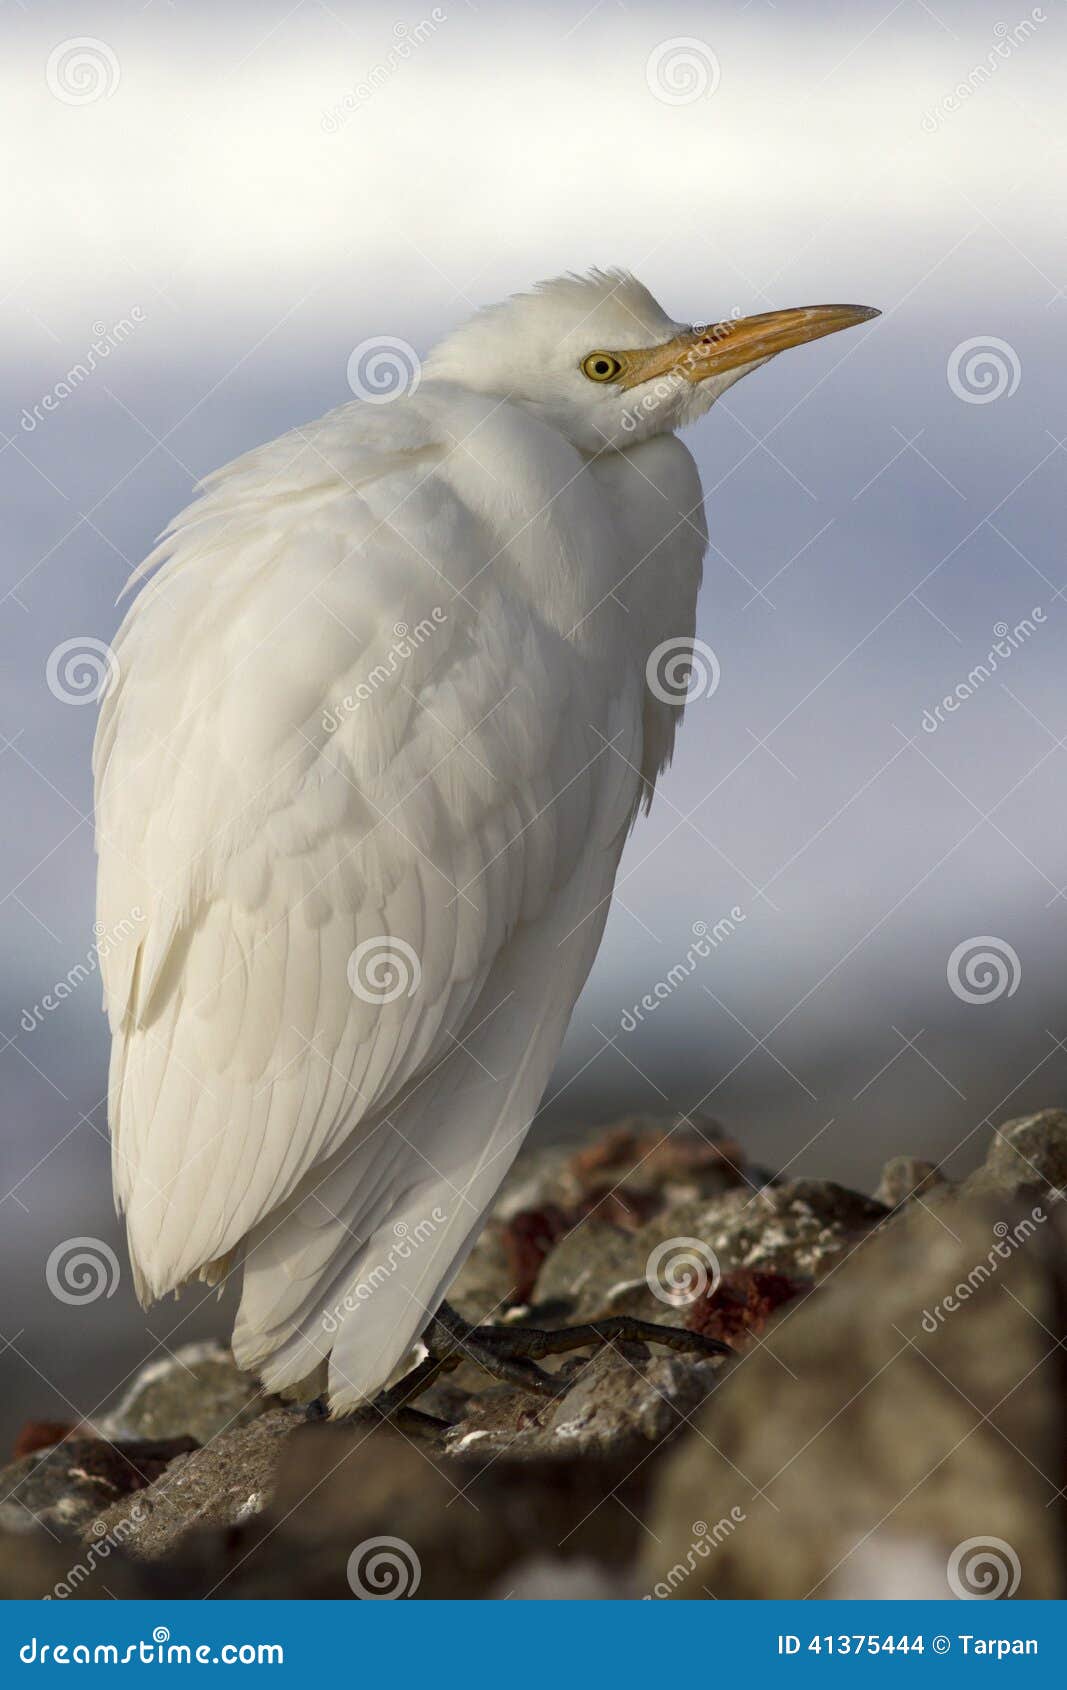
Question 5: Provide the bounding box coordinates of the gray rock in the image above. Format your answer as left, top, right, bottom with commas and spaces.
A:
204, 1419, 664, 1597
89, 1407, 304, 1559
541, 1346, 722, 1456
0, 1436, 196, 1538
442, 1343, 725, 1460
536, 1179, 887, 1324
0, 1527, 149, 1599
961, 1109, 1067, 1206
100, 1341, 270, 1446
446, 1224, 517, 1325
643, 1196, 1067, 1599
499, 1114, 753, 1216
875, 1156, 949, 1208
450, 1116, 759, 1323
533, 1218, 651, 1320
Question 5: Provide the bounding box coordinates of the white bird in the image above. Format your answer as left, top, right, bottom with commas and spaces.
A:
93, 270, 876, 1413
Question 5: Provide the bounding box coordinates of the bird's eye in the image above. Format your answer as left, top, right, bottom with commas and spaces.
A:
580, 352, 623, 382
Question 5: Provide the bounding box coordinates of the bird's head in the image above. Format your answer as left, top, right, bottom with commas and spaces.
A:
424, 268, 879, 454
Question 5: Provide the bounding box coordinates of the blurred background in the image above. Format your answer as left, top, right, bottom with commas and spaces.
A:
2, 0, 1065, 1449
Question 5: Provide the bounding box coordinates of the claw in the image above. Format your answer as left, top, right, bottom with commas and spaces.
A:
411, 1302, 733, 1402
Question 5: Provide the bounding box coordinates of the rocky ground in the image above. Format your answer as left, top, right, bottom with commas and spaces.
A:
2, 1110, 1066, 1599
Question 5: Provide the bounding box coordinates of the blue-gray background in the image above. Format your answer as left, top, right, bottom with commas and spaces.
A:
2, 0, 1065, 1444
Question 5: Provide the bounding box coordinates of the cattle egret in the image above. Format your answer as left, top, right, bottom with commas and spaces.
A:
94, 271, 878, 1413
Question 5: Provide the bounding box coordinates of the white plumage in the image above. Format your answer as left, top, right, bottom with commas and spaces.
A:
93, 270, 875, 1409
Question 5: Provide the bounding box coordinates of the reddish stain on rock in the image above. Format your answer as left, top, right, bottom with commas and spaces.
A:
686, 1268, 808, 1347
12, 1421, 75, 1460
568, 1124, 746, 1189
501, 1188, 662, 1304
63, 1436, 200, 1497
500, 1205, 572, 1304
573, 1185, 661, 1230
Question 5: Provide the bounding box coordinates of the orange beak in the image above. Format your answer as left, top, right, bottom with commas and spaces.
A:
616, 303, 880, 389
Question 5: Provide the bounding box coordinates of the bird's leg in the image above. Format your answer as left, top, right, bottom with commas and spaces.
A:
304, 1352, 457, 1435
420, 1301, 732, 1398
304, 1305, 733, 1427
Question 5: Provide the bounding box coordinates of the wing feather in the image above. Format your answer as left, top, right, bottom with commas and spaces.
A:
94, 386, 654, 1320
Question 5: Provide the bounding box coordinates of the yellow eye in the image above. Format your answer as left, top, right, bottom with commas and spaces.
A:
580, 351, 623, 382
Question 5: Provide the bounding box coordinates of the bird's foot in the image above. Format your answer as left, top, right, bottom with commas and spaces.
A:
419, 1301, 733, 1399
303, 1354, 454, 1436
301, 1304, 733, 1427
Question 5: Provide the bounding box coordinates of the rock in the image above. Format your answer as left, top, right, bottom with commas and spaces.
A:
541, 1347, 722, 1456
11, 1421, 76, 1460
10, 1112, 1066, 1600
497, 1114, 755, 1215
0, 1436, 196, 1537
564, 1116, 752, 1203
686, 1268, 808, 1348
100, 1341, 269, 1446
961, 1109, 1067, 1206
497, 1205, 574, 1304
0, 1527, 150, 1599
446, 1223, 518, 1324
493, 1142, 580, 1219
450, 1115, 757, 1321
88, 1407, 303, 1559
533, 1217, 652, 1320
643, 1196, 1067, 1599
535, 1179, 888, 1324
196, 1420, 666, 1597
442, 1343, 725, 1460
875, 1156, 949, 1208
